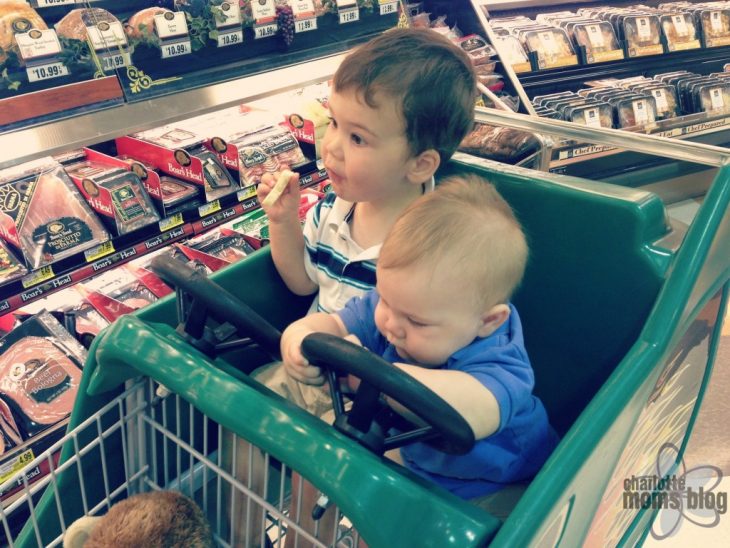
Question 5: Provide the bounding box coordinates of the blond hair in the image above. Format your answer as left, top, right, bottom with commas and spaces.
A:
379, 174, 528, 308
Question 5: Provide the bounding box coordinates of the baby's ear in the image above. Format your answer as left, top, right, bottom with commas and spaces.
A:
477, 304, 510, 338
406, 149, 440, 184
63, 515, 103, 548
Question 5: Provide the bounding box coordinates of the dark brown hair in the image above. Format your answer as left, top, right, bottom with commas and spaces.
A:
333, 28, 477, 163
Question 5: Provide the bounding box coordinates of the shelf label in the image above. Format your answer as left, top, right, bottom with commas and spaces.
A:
587, 49, 624, 63
86, 21, 128, 51
217, 28, 243, 47
0, 450, 34, 486
652, 89, 669, 112
199, 200, 221, 217
668, 39, 701, 52
154, 11, 189, 40
15, 29, 62, 60
84, 241, 115, 263
379, 1, 398, 15
339, 8, 359, 24
22, 265, 54, 289
99, 50, 131, 72
238, 186, 257, 201
34, 0, 75, 7
214, 1, 243, 27
628, 44, 664, 57
710, 88, 725, 110
672, 15, 689, 37
711, 11, 724, 33
251, 0, 276, 24
26, 60, 69, 82
159, 212, 184, 232
583, 108, 602, 128
295, 17, 317, 33
161, 39, 192, 59
254, 23, 278, 40
293, 0, 316, 18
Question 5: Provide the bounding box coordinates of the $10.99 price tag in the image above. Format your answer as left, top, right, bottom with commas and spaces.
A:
217, 29, 243, 47
26, 61, 69, 82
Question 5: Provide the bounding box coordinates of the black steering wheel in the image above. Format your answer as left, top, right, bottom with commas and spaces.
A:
150, 255, 475, 456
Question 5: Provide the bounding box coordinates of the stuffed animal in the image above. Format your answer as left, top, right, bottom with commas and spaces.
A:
63, 491, 214, 548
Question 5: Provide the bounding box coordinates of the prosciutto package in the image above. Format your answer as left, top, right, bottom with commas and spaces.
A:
0, 311, 86, 439
0, 163, 110, 270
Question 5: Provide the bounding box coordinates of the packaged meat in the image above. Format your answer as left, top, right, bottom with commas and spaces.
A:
0, 161, 111, 270
564, 103, 614, 129
573, 21, 624, 62
0, 397, 22, 455
229, 126, 306, 187
522, 28, 578, 69
0, 0, 48, 64
125, 7, 174, 42
695, 83, 730, 114
0, 311, 85, 439
641, 85, 679, 119
495, 35, 530, 72
459, 124, 542, 164
623, 15, 664, 57
660, 13, 700, 51
187, 230, 255, 263
107, 282, 157, 310
55, 8, 120, 41
700, 9, 730, 47
159, 176, 200, 208
613, 96, 658, 128
0, 238, 26, 285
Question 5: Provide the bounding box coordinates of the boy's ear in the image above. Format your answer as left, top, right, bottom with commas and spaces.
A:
477, 304, 510, 338
406, 149, 440, 184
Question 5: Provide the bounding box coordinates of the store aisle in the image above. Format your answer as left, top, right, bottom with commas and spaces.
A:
643, 304, 730, 547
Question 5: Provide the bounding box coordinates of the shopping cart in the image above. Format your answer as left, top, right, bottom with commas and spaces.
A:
3, 109, 730, 547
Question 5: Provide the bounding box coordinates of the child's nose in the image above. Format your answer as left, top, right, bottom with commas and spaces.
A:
322, 126, 343, 159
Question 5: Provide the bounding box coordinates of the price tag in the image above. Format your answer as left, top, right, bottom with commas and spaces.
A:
586, 24, 605, 48
99, 50, 131, 72
86, 21, 128, 51
0, 450, 34, 485
583, 108, 602, 128
217, 29, 243, 47
673, 14, 689, 37
15, 29, 62, 60
84, 241, 115, 262
632, 99, 649, 125
26, 60, 69, 82
154, 11, 189, 40
35, 0, 75, 6
710, 87, 725, 110
199, 200, 222, 217
159, 213, 184, 232
711, 11, 724, 33
652, 89, 669, 111
214, 1, 243, 27
161, 40, 192, 59
251, 0, 276, 23
22, 265, 54, 289
238, 186, 257, 201
540, 31, 559, 55
254, 23, 278, 39
379, 1, 398, 15
339, 8, 359, 24
636, 17, 652, 40
295, 17, 317, 33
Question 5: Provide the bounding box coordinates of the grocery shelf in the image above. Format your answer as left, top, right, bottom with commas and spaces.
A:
0, 52, 346, 170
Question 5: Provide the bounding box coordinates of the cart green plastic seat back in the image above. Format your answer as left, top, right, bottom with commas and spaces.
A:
442, 158, 671, 435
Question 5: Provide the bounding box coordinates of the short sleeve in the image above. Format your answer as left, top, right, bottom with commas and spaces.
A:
336, 290, 381, 351
302, 197, 326, 285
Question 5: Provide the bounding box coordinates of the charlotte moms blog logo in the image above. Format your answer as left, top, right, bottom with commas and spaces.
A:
623, 442, 727, 540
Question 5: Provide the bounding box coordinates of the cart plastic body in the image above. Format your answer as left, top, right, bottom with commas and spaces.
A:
4, 111, 730, 547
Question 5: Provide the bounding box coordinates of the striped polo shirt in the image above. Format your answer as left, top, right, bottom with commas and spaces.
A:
302, 177, 435, 313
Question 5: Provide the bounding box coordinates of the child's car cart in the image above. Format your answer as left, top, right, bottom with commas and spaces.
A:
2, 110, 730, 547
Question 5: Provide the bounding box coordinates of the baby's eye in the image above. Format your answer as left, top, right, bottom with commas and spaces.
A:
350, 133, 365, 145
328, 116, 337, 128
407, 317, 428, 328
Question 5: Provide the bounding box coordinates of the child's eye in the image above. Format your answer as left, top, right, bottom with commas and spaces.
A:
407, 317, 428, 328
328, 116, 337, 128
351, 133, 365, 145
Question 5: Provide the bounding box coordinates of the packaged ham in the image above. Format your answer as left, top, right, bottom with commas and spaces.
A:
125, 7, 174, 42
459, 124, 542, 164
0, 311, 86, 440
186, 229, 255, 264
699, 9, 730, 47
55, 8, 120, 41
0, 0, 48, 65
0, 160, 111, 271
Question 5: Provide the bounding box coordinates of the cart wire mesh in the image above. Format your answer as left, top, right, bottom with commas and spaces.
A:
0, 377, 358, 547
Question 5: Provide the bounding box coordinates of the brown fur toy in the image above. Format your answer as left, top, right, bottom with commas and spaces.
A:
63, 491, 214, 548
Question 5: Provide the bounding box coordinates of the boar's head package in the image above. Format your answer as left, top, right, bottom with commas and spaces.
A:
0, 0, 48, 64
55, 7, 120, 41
0, 396, 22, 455
0, 311, 86, 440
0, 160, 111, 270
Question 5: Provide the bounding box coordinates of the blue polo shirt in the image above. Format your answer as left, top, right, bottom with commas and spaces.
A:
337, 290, 559, 499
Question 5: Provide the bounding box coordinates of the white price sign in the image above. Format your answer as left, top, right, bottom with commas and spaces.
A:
154, 11, 189, 40
15, 29, 62, 61
26, 60, 69, 82
251, 0, 276, 23
215, 1, 242, 28
217, 28, 243, 47
35, 0, 75, 6
161, 40, 192, 58
254, 23, 278, 39
86, 21, 128, 51
711, 11, 723, 33
295, 18, 317, 33
293, 0, 316, 18
339, 8, 359, 24
100, 51, 130, 72
379, 1, 398, 15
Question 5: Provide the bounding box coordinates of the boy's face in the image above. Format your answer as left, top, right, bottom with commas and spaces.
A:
374, 264, 498, 367
322, 89, 421, 204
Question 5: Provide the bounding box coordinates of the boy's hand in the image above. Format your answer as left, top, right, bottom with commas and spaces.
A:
281, 323, 325, 385
256, 170, 301, 223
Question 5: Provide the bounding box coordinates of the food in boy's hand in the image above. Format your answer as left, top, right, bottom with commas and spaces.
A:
261, 169, 295, 207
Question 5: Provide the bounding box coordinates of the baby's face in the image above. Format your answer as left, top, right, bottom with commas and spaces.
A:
374, 264, 489, 367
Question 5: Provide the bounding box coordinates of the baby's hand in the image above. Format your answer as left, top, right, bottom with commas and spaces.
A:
281, 323, 324, 385
256, 170, 300, 223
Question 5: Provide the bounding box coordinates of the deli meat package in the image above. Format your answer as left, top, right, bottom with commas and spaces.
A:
0, 311, 86, 446
0, 158, 110, 270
